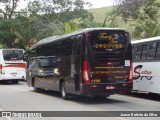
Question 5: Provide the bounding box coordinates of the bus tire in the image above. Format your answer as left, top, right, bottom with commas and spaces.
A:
61, 81, 68, 100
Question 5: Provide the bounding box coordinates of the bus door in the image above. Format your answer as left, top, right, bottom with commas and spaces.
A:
71, 35, 82, 92
85, 30, 132, 88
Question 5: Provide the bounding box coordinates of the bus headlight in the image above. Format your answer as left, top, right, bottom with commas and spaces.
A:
54, 68, 60, 76
38, 69, 45, 75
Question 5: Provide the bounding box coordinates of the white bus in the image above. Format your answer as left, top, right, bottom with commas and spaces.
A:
0, 49, 26, 83
132, 36, 160, 95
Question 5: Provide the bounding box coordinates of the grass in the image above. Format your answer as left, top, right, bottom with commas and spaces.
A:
88, 6, 114, 24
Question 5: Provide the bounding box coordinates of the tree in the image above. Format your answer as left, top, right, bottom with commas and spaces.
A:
0, 0, 95, 49
64, 22, 79, 34
0, 0, 21, 20
114, 0, 146, 22
25, 0, 93, 22
80, 19, 102, 28
114, 0, 160, 38
0, 0, 28, 48
103, 11, 118, 27
23, 0, 94, 44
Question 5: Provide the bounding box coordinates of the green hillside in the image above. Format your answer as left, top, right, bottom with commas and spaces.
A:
88, 6, 136, 38
88, 0, 160, 24
88, 0, 160, 39
88, 6, 114, 24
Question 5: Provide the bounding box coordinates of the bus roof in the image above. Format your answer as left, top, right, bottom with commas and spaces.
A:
0, 48, 24, 50
131, 36, 160, 44
30, 27, 129, 50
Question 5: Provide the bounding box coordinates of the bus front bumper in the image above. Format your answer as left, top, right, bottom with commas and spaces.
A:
0, 74, 26, 81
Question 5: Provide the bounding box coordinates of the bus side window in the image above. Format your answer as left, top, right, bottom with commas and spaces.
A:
134, 44, 142, 60
156, 42, 160, 59
65, 38, 74, 56
148, 42, 157, 59
132, 45, 136, 60
141, 44, 148, 60
75, 35, 82, 55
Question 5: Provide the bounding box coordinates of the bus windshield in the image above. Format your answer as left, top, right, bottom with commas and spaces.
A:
89, 31, 128, 52
37, 57, 57, 67
3, 49, 23, 61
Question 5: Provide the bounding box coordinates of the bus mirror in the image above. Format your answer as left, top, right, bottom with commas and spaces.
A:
23, 52, 29, 61
23, 55, 27, 61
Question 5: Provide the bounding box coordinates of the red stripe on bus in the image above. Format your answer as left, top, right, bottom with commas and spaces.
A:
3, 63, 26, 69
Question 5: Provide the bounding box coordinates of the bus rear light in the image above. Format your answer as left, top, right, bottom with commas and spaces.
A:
0, 64, 2, 73
0, 64, 2, 69
129, 60, 133, 82
83, 60, 90, 83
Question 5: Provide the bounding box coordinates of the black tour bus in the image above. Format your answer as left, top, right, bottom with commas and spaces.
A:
24, 28, 133, 99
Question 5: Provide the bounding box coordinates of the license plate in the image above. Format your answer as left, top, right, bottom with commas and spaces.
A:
12, 74, 16, 77
11, 73, 17, 77
106, 86, 115, 89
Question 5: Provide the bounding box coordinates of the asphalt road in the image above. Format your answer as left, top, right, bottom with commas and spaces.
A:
0, 81, 160, 120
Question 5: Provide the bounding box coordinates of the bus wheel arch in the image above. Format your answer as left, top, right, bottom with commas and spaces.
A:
32, 77, 44, 92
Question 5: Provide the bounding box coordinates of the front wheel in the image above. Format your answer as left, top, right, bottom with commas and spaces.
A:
61, 82, 69, 100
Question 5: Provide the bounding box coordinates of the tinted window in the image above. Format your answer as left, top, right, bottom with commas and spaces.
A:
73, 35, 82, 55
37, 58, 50, 67
3, 49, 23, 60
141, 44, 148, 60
148, 42, 157, 59
132, 44, 142, 60
141, 42, 157, 60
63, 38, 74, 56
132, 45, 136, 60
37, 57, 57, 67
156, 42, 160, 59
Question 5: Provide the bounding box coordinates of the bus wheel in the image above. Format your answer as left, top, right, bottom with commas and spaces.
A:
61, 82, 68, 100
